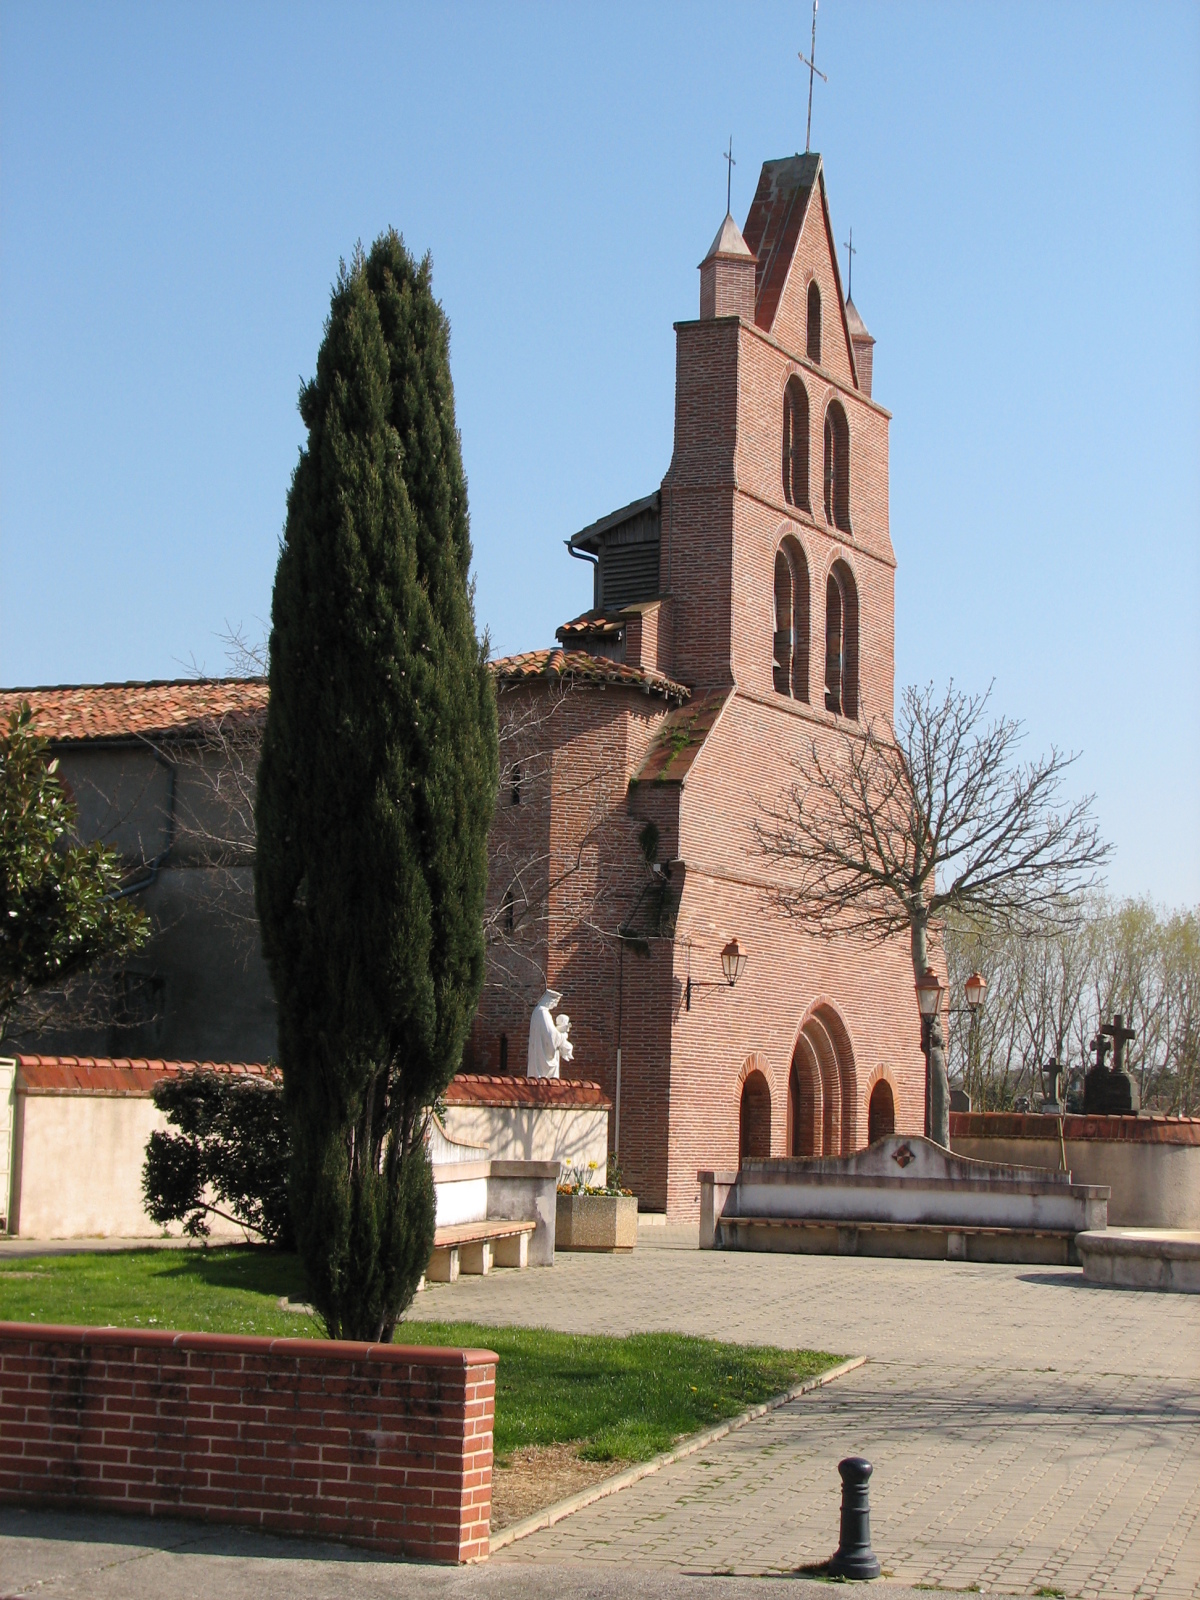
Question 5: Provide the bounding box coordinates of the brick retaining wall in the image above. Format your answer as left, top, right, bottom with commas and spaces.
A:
0, 1324, 496, 1563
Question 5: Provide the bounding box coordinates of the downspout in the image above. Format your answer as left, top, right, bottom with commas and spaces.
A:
566, 541, 600, 609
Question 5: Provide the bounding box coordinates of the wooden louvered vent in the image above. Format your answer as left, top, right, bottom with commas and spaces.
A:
599, 540, 661, 609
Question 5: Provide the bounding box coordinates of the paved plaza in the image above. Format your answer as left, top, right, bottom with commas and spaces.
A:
410, 1233, 1200, 1599
1, 1234, 1196, 1599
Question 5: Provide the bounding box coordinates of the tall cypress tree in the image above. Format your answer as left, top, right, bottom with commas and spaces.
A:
255, 233, 497, 1341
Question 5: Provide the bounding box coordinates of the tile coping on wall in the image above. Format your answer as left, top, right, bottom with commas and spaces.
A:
0, 1322, 499, 1365
488, 1353, 867, 1554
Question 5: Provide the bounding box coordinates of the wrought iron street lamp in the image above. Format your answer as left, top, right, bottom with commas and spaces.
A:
720, 938, 749, 986
915, 969, 943, 1138
686, 938, 749, 1010
964, 970, 987, 1107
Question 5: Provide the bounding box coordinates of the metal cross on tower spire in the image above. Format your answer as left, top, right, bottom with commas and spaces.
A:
723, 136, 736, 215
843, 226, 856, 300
798, 0, 827, 154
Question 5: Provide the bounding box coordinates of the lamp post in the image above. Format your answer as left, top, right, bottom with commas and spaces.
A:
915, 969, 943, 1139
964, 970, 987, 1108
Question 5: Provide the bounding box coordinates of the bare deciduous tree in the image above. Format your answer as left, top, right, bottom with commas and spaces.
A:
757, 682, 1112, 990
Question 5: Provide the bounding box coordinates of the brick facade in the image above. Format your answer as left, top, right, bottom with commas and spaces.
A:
471, 152, 925, 1218
0, 1324, 495, 1563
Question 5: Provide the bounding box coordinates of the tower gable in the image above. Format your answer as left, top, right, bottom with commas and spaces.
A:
743, 155, 857, 387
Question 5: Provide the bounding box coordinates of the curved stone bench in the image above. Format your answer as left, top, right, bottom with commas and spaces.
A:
1076, 1228, 1200, 1293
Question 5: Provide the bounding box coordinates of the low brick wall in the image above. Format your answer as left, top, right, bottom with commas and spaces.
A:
0, 1324, 496, 1563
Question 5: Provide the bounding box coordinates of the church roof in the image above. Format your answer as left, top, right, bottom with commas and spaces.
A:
491, 648, 689, 704
742, 151, 822, 332
0, 678, 268, 743
701, 211, 755, 264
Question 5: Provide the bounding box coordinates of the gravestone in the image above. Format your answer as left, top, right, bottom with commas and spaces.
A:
1083, 1015, 1138, 1116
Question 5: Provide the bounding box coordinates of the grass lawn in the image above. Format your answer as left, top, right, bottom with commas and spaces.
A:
0, 1247, 840, 1464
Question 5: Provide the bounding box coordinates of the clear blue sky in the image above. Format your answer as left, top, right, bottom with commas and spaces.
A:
2, 2, 1197, 905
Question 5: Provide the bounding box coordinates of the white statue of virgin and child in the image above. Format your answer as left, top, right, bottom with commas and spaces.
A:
526, 988, 574, 1079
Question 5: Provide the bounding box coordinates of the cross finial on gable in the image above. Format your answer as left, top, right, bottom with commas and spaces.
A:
798, 0, 828, 154
843, 226, 856, 300
723, 136, 736, 215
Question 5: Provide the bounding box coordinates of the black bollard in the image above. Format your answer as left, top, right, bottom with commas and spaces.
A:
827, 1455, 881, 1580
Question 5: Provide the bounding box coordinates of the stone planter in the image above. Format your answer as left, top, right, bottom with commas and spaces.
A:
555, 1192, 638, 1252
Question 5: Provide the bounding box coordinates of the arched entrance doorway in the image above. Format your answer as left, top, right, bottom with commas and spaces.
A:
867, 1079, 895, 1144
787, 1004, 858, 1156
739, 1071, 771, 1164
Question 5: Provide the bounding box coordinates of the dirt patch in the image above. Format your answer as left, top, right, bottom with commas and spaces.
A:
490, 1443, 630, 1532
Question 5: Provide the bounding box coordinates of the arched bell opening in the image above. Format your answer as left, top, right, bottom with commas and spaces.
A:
738, 1070, 772, 1165
868, 1079, 896, 1144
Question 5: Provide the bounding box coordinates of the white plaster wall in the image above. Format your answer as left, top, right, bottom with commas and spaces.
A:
433, 1170, 489, 1227
951, 1136, 1200, 1229
439, 1104, 608, 1175
12, 1094, 242, 1241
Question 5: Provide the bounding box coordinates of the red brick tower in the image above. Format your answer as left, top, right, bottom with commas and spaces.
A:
475, 153, 923, 1218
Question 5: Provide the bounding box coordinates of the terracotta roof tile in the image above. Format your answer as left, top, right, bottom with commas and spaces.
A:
446, 1074, 612, 1109
0, 680, 268, 744
1, 654, 690, 743
491, 650, 689, 704
633, 690, 730, 784
555, 612, 627, 643
15, 1055, 278, 1096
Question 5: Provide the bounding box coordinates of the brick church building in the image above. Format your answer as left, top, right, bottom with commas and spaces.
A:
469, 151, 924, 1219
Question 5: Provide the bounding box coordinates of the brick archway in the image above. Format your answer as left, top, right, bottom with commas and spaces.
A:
787, 1002, 859, 1156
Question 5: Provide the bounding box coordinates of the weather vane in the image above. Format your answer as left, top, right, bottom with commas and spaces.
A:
844, 226, 856, 299
723, 136, 736, 215
798, 0, 827, 154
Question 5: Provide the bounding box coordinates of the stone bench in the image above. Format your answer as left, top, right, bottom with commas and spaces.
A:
1076, 1228, 1200, 1292
719, 1214, 1081, 1265
425, 1218, 538, 1283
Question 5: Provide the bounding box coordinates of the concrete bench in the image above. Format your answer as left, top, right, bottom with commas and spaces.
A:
425, 1218, 538, 1283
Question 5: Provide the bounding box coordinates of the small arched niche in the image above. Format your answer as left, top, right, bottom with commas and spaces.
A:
867, 1079, 895, 1144
739, 1070, 772, 1164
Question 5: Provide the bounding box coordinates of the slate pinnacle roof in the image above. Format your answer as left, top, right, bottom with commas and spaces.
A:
490, 649, 690, 703
701, 211, 755, 264
0, 679, 269, 743
845, 296, 873, 342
